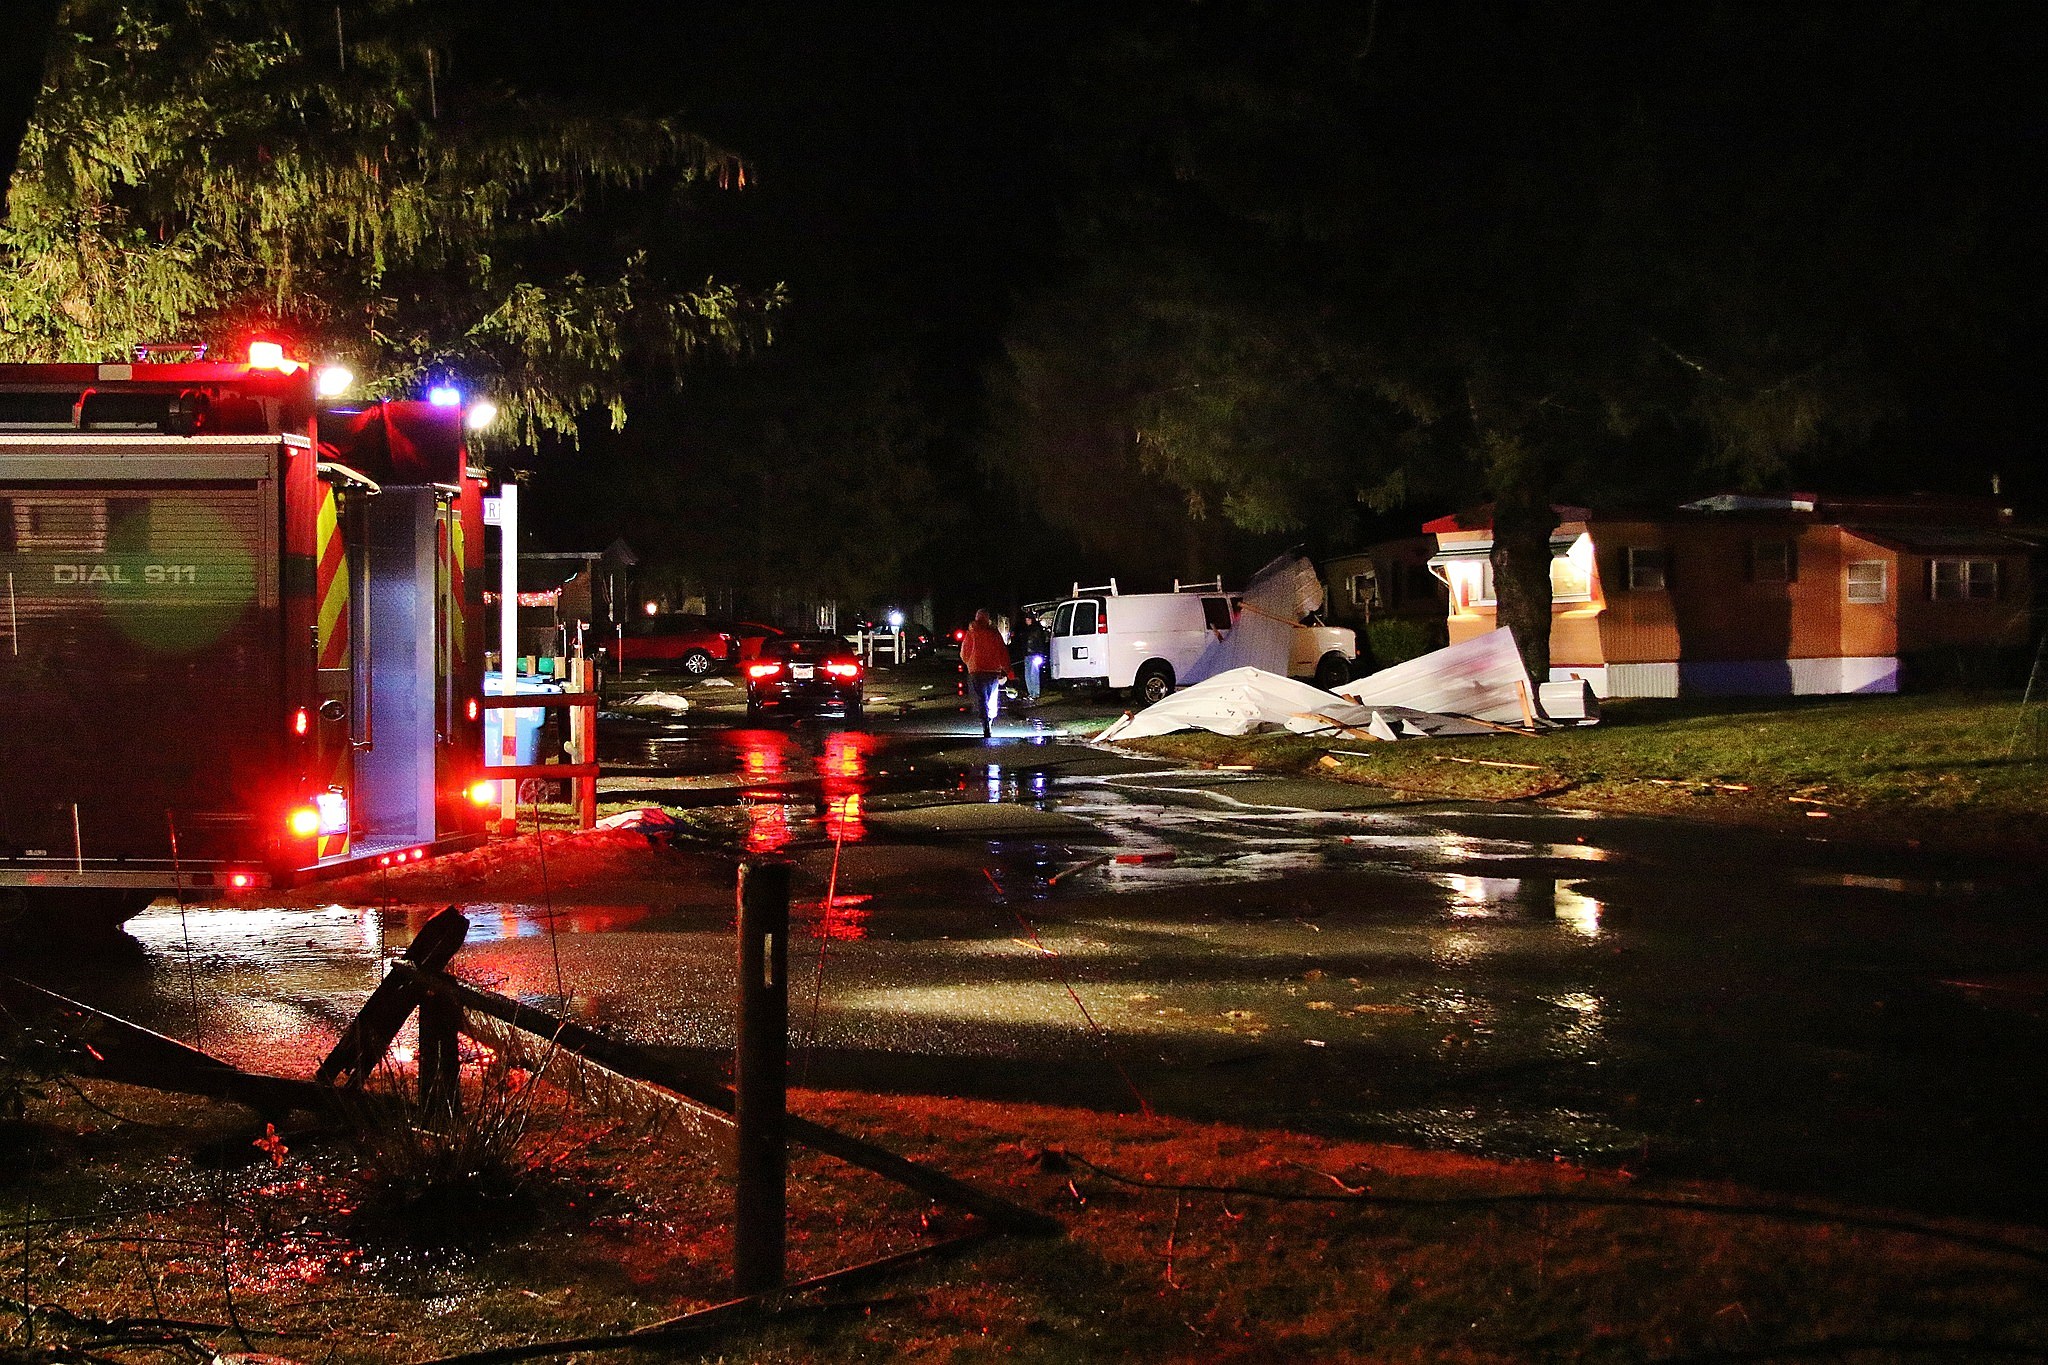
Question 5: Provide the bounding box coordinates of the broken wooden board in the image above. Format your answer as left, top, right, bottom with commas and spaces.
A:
313, 905, 469, 1088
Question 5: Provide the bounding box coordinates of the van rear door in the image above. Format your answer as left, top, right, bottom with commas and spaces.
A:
1049, 598, 1105, 681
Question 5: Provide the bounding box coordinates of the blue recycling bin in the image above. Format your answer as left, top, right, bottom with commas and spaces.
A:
483, 671, 563, 766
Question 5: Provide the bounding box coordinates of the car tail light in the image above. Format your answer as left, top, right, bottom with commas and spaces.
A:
747, 662, 784, 679
287, 805, 321, 839
825, 661, 861, 679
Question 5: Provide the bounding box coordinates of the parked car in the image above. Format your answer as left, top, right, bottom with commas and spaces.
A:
746, 635, 865, 719
728, 620, 784, 661
612, 615, 735, 676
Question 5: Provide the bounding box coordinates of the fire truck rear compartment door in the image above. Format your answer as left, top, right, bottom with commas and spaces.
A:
355, 488, 437, 852
0, 470, 279, 865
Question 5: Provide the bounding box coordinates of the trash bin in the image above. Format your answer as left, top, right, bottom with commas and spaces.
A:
482, 671, 563, 767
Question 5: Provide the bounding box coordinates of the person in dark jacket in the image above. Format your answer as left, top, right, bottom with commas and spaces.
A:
959, 608, 1010, 737
1015, 610, 1050, 701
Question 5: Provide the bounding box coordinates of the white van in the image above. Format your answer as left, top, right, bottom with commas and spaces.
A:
1048, 579, 1357, 703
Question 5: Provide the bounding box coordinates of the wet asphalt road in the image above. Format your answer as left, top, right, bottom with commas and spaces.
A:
16, 676, 2048, 1223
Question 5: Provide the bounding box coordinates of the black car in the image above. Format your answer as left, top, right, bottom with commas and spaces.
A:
745, 635, 865, 719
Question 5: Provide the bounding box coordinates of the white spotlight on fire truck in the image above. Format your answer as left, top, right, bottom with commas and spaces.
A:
314, 364, 354, 398
464, 398, 499, 431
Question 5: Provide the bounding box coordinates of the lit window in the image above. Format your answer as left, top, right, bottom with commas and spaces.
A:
1474, 559, 1497, 606
1626, 548, 1669, 591
1348, 571, 1378, 609
1751, 540, 1793, 584
1930, 558, 1998, 601
1551, 534, 1595, 602
1846, 560, 1888, 604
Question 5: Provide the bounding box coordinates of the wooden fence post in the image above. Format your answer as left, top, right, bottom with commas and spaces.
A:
734, 859, 791, 1294
418, 988, 462, 1118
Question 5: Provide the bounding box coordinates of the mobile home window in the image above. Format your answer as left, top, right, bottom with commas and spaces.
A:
1550, 547, 1593, 602
1750, 540, 1794, 584
1473, 559, 1497, 606
1846, 560, 1888, 604
1929, 558, 1998, 601
1626, 547, 1669, 591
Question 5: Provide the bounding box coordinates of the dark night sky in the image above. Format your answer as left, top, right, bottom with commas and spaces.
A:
476, 2, 2046, 613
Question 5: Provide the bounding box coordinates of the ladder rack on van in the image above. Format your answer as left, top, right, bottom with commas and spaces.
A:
1173, 577, 1222, 593
1070, 579, 1118, 597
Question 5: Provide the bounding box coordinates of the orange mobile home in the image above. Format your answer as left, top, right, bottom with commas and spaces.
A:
1425, 493, 2035, 697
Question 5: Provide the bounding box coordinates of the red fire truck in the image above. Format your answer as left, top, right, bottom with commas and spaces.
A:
0, 349, 491, 933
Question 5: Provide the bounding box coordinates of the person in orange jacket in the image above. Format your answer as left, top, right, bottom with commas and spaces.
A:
959, 608, 1011, 738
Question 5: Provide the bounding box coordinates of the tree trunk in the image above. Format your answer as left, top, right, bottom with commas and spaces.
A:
0, 0, 60, 214
1489, 485, 1559, 707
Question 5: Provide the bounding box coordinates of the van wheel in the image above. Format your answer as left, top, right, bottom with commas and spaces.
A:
1135, 661, 1176, 705
1314, 653, 1352, 690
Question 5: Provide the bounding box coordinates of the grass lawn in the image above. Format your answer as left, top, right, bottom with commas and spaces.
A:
1121, 691, 2048, 859
6, 1081, 2045, 1363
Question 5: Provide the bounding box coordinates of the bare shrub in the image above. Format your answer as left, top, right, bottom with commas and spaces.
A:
338, 1042, 569, 1244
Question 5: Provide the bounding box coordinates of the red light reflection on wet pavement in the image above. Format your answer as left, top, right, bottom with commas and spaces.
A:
725, 726, 878, 850
810, 891, 874, 941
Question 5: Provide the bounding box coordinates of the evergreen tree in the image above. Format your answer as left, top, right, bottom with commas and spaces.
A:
0, 0, 778, 440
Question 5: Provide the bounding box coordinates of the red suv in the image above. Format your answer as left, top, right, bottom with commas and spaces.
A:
613, 615, 735, 676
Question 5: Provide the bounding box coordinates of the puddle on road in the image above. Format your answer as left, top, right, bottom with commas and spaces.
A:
36, 717, 2043, 1219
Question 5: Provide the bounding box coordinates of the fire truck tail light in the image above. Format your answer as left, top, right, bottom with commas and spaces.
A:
292, 706, 310, 736
466, 697, 480, 721
313, 789, 348, 835
287, 805, 321, 839
469, 780, 498, 806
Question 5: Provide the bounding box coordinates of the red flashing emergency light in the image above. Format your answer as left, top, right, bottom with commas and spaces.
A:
466, 697, 480, 721
246, 340, 304, 374
468, 780, 497, 806
229, 873, 254, 890
287, 805, 321, 839
292, 707, 310, 737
